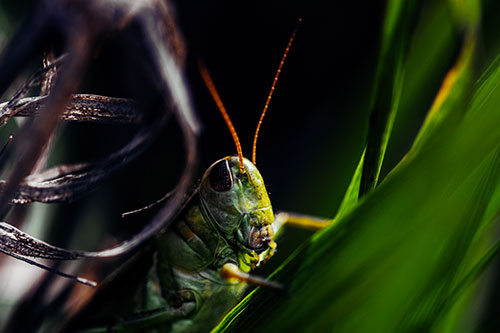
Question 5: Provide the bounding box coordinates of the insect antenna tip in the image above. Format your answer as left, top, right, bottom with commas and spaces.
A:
0, 135, 13, 158
252, 20, 300, 165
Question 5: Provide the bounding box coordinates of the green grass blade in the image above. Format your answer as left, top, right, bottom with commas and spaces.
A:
359, 0, 417, 197
335, 148, 364, 219
406, 0, 479, 158
340, 0, 462, 211
337, 0, 418, 214
384, 0, 461, 173
398, 141, 499, 331
408, 32, 475, 157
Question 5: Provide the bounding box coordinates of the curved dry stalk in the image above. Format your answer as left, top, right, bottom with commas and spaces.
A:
1, 112, 168, 205
0, 94, 140, 126
4, 55, 66, 112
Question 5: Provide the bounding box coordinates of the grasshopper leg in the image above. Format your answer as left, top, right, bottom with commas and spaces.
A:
221, 263, 283, 291
273, 211, 332, 235
112, 302, 195, 331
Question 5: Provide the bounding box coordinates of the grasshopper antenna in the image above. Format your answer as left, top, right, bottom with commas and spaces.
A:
122, 190, 174, 218
16, 253, 96, 287
0, 135, 13, 158
0, 135, 13, 156
2, 250, 96, 287
252, 19, 301, 165
0, 135, 13, 168
0, 222, 97, 287
199, 62, 245, 174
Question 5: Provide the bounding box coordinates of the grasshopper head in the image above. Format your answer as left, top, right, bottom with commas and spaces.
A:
200, 156, 275, 271
198, 30, 298, 270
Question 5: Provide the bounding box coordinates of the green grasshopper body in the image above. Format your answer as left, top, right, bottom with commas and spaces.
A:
73, 155, 278, 332
151, 155, 276, 331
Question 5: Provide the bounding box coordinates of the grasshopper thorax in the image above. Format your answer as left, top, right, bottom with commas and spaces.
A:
200, 156, 275, 271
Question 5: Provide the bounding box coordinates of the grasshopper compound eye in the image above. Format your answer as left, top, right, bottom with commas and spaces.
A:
209, 159, 233, 191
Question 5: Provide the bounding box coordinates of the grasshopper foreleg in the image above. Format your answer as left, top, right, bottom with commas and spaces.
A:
273, 211, 332, 235
221, 262, 283, 291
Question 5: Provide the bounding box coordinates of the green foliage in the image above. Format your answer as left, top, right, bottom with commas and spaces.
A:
215, 0, 500, 331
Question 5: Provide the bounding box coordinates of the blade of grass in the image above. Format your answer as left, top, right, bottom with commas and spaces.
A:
408, 31, 475, 157
399, 141, 499, 331
335, 148, 364, 219
382, 0, 461, 175
407, 0, 479, 158
358, 0, 417, 197
436, 148, 500, 315
336, 0, 418, 216
340, 0, 462, 212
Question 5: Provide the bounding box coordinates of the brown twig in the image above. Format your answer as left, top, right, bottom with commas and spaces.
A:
0, 94, 140, 126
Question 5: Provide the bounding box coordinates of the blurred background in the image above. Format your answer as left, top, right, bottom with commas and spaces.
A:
0, 0, 499, 330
